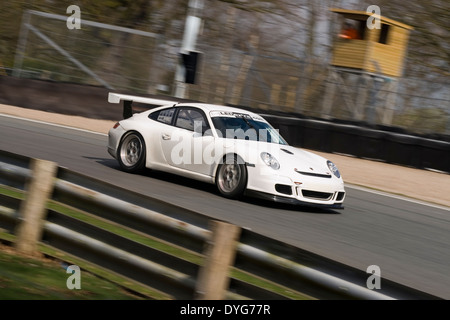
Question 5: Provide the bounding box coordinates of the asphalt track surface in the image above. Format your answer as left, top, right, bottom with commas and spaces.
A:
1, 114, 449, 299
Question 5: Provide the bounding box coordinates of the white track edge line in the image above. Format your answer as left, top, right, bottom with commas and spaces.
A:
0, 113, 108, 136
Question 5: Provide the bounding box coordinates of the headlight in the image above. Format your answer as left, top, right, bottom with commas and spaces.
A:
260, 152, 280, 170
327, 160, 341, 178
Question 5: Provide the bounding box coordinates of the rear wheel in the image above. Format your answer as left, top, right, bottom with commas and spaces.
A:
117, 132, 146, 173
216, 155, 247, 199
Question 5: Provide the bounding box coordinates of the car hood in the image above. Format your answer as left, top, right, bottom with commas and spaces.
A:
223, 140, 333, 176
276, 144, 331, 175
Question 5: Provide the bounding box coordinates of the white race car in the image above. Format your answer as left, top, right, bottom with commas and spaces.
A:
107, 93, 345, 209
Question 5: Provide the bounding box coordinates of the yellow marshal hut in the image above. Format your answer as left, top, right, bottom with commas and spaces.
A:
330, 8, 414, 78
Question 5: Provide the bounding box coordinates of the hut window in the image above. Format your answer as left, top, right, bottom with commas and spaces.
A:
357, 20, 366, 40
379, 24, 390, 44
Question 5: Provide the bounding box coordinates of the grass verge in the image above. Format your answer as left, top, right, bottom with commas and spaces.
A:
0, 185, 312, 300
0, 241, 145, 300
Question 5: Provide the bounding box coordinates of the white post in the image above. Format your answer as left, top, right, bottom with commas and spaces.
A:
13, 10, 31, 78
174, 0, 204, 99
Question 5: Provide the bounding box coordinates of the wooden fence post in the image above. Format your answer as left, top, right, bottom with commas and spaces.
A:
14, 158, 57, 256
195, 220, 241, 300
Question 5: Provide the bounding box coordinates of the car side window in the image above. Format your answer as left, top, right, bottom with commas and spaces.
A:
175, 108, 210, 133
149, 107, 175, 125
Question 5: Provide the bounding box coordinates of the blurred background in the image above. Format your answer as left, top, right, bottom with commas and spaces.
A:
0, 0, 449, 137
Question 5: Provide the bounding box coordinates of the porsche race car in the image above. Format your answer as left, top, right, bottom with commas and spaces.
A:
107, 92, 345, 209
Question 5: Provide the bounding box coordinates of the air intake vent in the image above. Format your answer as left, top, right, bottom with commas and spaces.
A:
275, 184, 293, 195
302, 190, 333, 200
280, 148, 294, 155
336, 192, 345, 201
295, 169, 332, 178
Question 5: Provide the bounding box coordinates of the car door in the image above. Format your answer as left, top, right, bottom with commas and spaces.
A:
167, 107, 214, 176
148, 107, 178, 167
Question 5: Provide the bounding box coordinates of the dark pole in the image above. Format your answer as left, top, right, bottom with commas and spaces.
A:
123, 100, 133, 119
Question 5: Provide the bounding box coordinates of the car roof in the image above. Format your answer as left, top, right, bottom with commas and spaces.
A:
154, 102, 264, 118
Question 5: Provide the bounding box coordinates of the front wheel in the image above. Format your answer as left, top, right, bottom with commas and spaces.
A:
215, 155, 247, 199
117, 132, 146, 173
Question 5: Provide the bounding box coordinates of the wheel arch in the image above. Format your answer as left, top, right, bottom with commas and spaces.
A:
212, 152, 247, 182
214, 152, 249, 199
117, 130, 147, 173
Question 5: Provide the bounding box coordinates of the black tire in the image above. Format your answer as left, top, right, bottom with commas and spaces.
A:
117, 132, 146, 173
215, 154, 247, 199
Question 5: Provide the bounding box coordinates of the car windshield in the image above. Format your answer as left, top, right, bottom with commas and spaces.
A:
211, 114, 287, 145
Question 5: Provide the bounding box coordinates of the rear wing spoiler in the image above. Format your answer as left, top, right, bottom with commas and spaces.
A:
108, 92, 178, 119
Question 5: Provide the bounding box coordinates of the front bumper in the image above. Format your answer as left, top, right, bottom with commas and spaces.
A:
245, 189, 344, 209
245, 165, 346, 208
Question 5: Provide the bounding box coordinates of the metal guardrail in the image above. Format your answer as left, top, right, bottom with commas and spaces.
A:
0, 149, 440, 300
